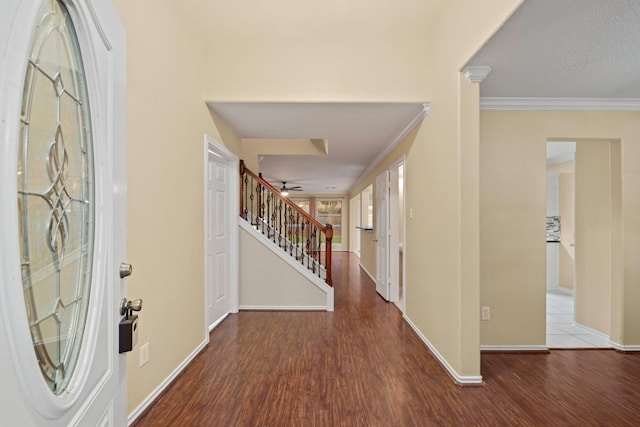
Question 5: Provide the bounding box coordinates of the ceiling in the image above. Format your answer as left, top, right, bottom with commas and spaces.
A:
209, 102, 426, 194
468, 0, 640, 98
209, 0, 640, 196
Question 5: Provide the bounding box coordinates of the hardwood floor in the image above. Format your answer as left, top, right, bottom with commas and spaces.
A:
133, 253, 640, 426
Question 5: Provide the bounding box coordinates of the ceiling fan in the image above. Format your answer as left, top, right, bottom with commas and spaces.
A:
278, 181, 303, 196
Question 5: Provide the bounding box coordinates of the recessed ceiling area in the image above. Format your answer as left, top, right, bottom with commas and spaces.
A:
208, 102, 427, 194
468, 0, 640, 98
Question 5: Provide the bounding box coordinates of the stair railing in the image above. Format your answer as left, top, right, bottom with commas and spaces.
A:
239, 161, 333, 286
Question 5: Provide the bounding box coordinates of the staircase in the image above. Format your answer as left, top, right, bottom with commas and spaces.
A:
239, 161, 333, 287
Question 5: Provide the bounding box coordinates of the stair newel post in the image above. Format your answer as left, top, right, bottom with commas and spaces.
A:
325, 224, 333, 285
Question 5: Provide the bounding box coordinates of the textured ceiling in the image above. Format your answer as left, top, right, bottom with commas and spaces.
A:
468, 0, 640, 98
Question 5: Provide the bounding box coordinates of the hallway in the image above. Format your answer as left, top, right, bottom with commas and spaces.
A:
133, 253, 640, 426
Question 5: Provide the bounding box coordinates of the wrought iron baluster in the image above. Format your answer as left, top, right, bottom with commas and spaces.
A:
278, 199, 283, 249
243, 171, 249, 220
300, 219, 306, 265
266, 191, 271, 239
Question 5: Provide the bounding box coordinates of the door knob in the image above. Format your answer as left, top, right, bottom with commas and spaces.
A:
120, 298, 143, 316
120, 263, 133, 278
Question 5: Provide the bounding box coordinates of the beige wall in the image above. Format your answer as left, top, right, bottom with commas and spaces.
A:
239, 227, 329, 308
198, 0, 441, 102
575, 140, 620, 335
401, 0, 523, 376
344, 0, 523, 378
349, 196, 358, 252
359, 230, 377, 280
113, 0, 241, 416
480, 111, 640, 347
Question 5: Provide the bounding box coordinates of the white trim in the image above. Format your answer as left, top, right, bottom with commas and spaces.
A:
610, 342, 640, 352
462, 66, 492, 83
574, 322, 612, 342
208, 313, 229, 333
480, 345, 549, 352
127, 338, 208, 425
239, 221, 334, 311
352, 103, 429, 192
480, 97, 640, 111
239, 305, 328, 311
404, 315, 483, 385
359, 263, 376, 283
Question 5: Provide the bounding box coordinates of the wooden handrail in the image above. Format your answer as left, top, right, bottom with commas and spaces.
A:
239, 160, 333, 286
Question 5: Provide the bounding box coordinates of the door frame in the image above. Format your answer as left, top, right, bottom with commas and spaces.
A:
203, 136, 239, 338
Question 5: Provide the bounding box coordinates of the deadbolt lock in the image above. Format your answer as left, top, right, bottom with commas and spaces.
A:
119, 263, 133, 278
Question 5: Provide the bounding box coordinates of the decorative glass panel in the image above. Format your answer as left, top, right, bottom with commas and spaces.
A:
18, 0, 94, 396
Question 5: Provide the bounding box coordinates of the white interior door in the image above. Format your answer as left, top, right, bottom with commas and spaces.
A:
206, 150, 232, 329
389, 165, 401, 304
0, 1, 127, 425
375, 171, 390, 300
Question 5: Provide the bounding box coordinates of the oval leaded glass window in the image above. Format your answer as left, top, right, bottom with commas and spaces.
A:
17, 0, 95, 396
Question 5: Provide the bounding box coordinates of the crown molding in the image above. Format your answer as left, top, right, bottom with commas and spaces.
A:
351, 103, 430, 192
480, 97, 640, 111
463, 66, 492, 83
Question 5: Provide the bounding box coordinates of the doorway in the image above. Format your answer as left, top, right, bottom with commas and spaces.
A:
204, 137, 239, 332
545, 140, 617, 348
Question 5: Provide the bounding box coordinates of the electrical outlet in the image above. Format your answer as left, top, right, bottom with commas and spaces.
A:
139, 342, 149, 367
481, 307, 491, 321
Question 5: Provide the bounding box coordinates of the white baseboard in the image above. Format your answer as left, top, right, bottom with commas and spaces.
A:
239, 305, 327, 311
403, 315, 483, 385
359, 264, 375, 282
574, 322, 610, 340
127, 338, 208, 425
481, 345, 549, 353
610, 342, 640, 352
209, 312, 229, 332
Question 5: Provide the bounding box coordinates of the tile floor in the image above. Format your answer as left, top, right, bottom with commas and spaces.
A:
546, 289, 611, 348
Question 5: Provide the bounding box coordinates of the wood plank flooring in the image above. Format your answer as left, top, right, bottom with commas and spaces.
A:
133, 253, 640, 426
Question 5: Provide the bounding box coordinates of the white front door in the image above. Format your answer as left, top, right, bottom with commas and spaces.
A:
0, 1, 127, 425
375, 171, 390, 300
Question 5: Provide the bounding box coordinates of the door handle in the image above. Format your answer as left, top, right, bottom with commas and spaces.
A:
120, 298, 143, 316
